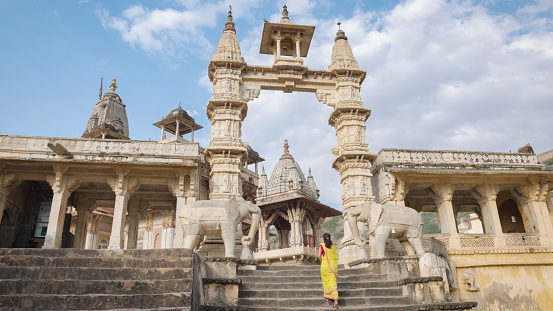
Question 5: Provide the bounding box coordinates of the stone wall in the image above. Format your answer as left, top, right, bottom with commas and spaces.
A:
451, 251, 553, 311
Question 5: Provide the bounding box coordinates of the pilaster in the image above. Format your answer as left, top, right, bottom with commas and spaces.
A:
107, 167, 139, 250
0, 163, 21, 225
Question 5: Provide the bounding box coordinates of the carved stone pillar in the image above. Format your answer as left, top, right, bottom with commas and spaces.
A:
144, 214, 154, 249
161, 210, 175, 249
312, 217, 325, 247
429, 183, 460, 248
126, 211, 140, 249
514, 183, 553, 240
73, 200, 94, 249
84, 214, 100, 249
258, 217, 269, 251
287, 205, 306, 247
471, 184, 502, 235
107, 168, 139, 250
43, 165, 80, 249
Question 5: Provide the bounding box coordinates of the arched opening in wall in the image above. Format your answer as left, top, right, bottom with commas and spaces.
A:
499, 199, 526, 233
497, 190, 530, 233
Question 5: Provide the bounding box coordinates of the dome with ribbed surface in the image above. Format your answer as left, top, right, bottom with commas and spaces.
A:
260, 140, 319, 201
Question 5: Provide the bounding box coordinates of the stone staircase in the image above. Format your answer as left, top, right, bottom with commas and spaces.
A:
0, 248, 194, 311
236, 264, 476, 311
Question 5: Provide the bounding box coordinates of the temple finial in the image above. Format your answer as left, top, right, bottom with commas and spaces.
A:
337, 22, 341, 30
110, 77, 117, 92
224, 4, 236, 32
283, 139, 290, 156
282, 4, 289, 18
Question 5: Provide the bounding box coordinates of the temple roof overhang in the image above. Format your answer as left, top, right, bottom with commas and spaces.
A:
257, 193, 341, 218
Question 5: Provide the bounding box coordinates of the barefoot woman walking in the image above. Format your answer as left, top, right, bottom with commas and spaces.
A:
318, 233, 339, 309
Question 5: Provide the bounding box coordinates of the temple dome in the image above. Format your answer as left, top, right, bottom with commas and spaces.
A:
82, 77, 130, 140
328, 28, 360, 71
262, 140, 319, 201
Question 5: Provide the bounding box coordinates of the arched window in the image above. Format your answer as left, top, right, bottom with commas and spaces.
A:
499, 199, 525, 233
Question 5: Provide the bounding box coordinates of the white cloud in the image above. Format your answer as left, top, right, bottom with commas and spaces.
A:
95, 0, 262, 65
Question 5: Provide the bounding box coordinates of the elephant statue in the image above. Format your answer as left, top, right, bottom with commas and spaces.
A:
348, 201, 425, 259
179, 197, 261, 259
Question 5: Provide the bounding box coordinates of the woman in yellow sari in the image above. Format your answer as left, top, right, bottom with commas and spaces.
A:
318, 233, 339, 309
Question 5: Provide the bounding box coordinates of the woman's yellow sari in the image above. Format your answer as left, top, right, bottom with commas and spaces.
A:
320, 243, 339, 301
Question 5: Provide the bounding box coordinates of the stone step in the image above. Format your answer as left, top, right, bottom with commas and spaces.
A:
0, 248, 194, 259
0, 292, 191, 310
239, 287, 403, 299
245, 306, 415, 311
0, 255, 193, 269
238, 296, 410, 307
238, 267, 377, 277
0, 266, 192, 280
0, 279, 192, 295
238, 274, 385, 284
240, 280, 398, 290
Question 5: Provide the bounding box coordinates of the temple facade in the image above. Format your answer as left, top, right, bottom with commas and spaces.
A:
1, 4, 553, 311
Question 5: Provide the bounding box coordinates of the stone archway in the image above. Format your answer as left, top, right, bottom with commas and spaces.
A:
205, 6, 375, 263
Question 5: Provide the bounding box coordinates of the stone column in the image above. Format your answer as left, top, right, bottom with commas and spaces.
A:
126, 198, 140, 249
144, 214, 154, 249
43, 165, 80, 249
258, 217, 269, 251
429, 183, 460, 248
288, 205, 306, 247
169, 169, 197, 248
278, 229, 289, 249
84, 214, 100, 249
124, 219, 130, 249
471, 184, 503, 235
514, 183, 553, 241
73, 200, 94, 249
161, 210, 175, 249
107, 168, 139, 250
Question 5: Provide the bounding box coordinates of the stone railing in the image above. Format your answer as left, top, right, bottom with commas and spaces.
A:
373, 148, 541, 172
423, 233, 542, 250
0, 134, 200, 165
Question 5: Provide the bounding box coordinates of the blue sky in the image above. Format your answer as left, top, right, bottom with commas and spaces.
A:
1, 0, 552, 209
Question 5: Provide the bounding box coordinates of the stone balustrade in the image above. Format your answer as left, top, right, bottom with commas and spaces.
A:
0, 135, 199, 165
373, 149, 541, 172
423, 233, 542, 250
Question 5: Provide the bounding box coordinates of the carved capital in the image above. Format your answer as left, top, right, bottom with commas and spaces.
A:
470, 184, 501, 205
428, 183, 454, 205
107, 167, 139, 198
46, 165, 80, 194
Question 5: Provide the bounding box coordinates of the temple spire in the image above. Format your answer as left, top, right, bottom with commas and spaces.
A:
279, 4, 294, 24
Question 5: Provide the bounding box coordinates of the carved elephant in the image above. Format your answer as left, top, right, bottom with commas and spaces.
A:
179, 197, 261, 259
348, 201, 425, 259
